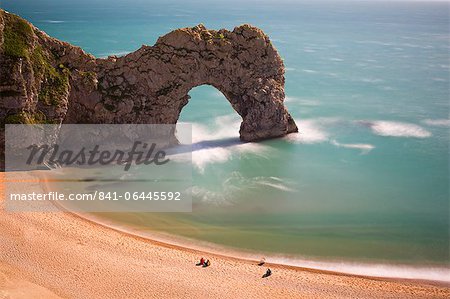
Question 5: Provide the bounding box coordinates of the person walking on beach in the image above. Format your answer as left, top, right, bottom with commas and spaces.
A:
262, 268, 272, 278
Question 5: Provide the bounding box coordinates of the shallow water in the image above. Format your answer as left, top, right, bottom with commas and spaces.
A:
3, 0, 449, 269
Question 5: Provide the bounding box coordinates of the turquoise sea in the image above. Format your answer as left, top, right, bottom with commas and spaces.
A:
3, 0, 449, 280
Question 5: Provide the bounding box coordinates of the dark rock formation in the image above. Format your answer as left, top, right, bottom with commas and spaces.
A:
0, 10, 297, 158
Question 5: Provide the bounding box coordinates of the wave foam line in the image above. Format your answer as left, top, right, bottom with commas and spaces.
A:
52, 202, 450, 285
175, 116, 269, 172
270, 257, 450, 283
422, 119, 450, 127
283, 119, 330, 144
330, 140, 375, 154
360, 120, 432, 138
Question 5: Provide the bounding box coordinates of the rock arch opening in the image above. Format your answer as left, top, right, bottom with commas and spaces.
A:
179, 84, 240, 130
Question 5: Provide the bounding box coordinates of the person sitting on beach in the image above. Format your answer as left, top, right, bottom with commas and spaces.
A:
196, 258, 205, 266
203, 259, 210, 267
262, 268, 272, 278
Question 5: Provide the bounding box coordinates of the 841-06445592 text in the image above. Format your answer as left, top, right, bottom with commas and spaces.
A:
9, 191, 183, 201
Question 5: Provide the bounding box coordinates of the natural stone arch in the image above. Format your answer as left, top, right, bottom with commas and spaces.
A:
0, 10, 297, 141
64, 24, 298, 141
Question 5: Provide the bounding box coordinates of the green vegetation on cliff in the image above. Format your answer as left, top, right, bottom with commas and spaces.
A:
4, 111, 55, 124
1, 12, 70, 107
4, 112, 31, 124
31, 46, 70, 106
2, 12, 33, 58
80, 71, 96, 82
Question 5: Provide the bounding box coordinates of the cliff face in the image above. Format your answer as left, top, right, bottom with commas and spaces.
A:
0, 10, 297, 145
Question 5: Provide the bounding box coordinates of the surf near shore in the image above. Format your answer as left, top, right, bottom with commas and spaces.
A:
0, 171, 449, 299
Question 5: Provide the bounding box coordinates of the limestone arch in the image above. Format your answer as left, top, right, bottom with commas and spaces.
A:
65, 24, 298, 141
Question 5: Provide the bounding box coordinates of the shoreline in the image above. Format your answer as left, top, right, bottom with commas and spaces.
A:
63, 209, 450, 287
38, 171, 450, 286
1, 171, 449, 298
64, 209, 450, 287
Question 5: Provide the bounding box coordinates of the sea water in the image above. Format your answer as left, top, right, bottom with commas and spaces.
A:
2, 0, 449, 277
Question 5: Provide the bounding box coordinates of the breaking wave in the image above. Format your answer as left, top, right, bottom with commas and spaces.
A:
187, 173, 296, 205
175, 116, 269, 172
330, 140, 375, 154
284, 119, 330, 144
269, 256, 450, 283
422, 119, 450, 127
359, 120, 432, 138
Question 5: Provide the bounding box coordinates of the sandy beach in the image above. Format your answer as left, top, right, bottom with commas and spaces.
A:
0, 172, 449, 299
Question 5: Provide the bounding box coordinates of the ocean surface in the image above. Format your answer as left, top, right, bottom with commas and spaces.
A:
3, 0, 449, 278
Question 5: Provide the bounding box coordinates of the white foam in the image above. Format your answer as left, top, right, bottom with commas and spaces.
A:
284, 96, 295, 103
285, 97, 321, 106
233, 142, 268, 156
359, 78, 384, 83
302, 69, 318, 74
356, 40, 393, 46
270, 38, 286, 44
400, 43, 434, 49
284, 119, 329, 144
331, 140, 375, 154
44, 20, 65, 23
269, 176, 283, 182
256, 181, 296, 192
178, 115, 269, 172
324, 72, 338, 77
363, 121, 432, 138
186, 185, 235, 206
188, 115, 240, 143
250, 176, 297, 193
75, 210, 450, 284
188, 174, 295, 205
192, 147, 232, 172
422, 119, 450, 127
270, 257, 450, 283
98, 51, 131, 58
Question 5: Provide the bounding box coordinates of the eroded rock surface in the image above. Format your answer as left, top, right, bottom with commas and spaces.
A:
0, 10, 297, 145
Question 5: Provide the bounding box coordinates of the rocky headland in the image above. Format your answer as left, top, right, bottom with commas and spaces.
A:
0, 9, 297, 167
